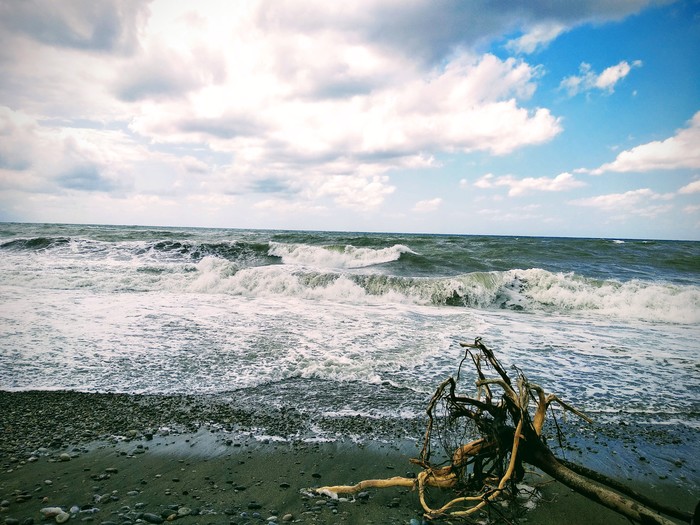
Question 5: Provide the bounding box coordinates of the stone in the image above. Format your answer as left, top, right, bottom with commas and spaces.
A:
282, 514, 293, 522
176, 507, 191, 517
55, 512, 70, 524
41, 507, 65, 519
5, 519, 20, 525
141, 514, 163, 524
59, 453, 71, 462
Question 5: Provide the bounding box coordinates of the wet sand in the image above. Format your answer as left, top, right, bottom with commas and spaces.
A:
1, 391, 697, 524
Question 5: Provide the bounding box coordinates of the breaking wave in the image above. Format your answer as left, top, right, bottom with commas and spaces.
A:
267, 242, 416, 269
185, 260, 699, 324
2, 235, 698, 324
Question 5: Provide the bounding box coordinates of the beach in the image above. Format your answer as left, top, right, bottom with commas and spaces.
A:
1, 225, 699, 523
1, 391, 697, 525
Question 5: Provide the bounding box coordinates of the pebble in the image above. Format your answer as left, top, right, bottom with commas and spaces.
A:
281, 514, 293, 522
141, 514, 163, 524
41, 507, 65, 519
55, 512, 70, 523
59, 453, 71, 462
5, 519, 20, 525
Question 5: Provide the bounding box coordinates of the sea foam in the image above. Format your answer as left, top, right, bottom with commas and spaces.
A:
267, 242, 415, 269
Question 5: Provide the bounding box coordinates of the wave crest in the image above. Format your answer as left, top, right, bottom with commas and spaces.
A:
267, 242, 416, 269
185, 262, 699, 324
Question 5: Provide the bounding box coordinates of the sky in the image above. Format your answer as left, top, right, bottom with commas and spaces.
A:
0, 1, 699, 240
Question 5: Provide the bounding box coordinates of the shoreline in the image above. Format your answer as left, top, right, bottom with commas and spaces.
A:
2, 390, 698, 524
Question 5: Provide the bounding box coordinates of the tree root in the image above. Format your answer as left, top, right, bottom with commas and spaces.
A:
311, 338, 693, 524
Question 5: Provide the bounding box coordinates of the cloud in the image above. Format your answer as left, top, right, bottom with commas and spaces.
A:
571, 188, 674, 217
679, 179, 700, 194
506, 22, 566, 54
413, 197, 442, 213
474, 172, 585, 196
0, 106, 148, 194
115, 41, 227, 102
589, 111, 700, 174
0, 0, 148, 53
312, 175, 396, 210
254, 1, 660, 67
130, 51, 561, 160
560, 60, 642, 97
0, 0, 673, 221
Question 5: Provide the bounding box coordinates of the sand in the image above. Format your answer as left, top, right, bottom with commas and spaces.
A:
1, 391, 698, 525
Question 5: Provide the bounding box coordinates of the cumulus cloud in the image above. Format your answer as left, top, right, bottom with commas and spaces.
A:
560, 60, 642, 97
571, 188, 674, 217
589, 111, 700, 174
474, 172, 585, 196
679, 179, 700, 194
0, 0, 671, 219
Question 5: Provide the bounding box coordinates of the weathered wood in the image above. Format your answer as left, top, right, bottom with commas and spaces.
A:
312, 338, 693, 523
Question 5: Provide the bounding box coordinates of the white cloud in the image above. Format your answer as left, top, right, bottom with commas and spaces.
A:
311, 174, 396, 210
0, 0, 678, 227
590, 111, 700, 174
679, 179, 700, 194
506, 22, 566, 54
474, 172, 584, 196
560, 60, 642, 97
413, 197, 442, 213
571, 188, 674, 217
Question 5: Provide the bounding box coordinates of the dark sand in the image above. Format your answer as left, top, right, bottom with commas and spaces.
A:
1, 391, 698, 524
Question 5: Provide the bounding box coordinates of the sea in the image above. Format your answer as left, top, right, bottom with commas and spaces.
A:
1, 222, 699, 440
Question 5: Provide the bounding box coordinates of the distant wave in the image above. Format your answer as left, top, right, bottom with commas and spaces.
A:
267, 242, 416, 269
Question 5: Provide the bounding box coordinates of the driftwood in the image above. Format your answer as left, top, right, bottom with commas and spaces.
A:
312, 338, 694, 524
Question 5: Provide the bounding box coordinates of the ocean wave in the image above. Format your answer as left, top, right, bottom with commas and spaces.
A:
185, 260, 699, 324
2, 234, 697, 324
0, 236, 71, 251
267, 242, 416, 269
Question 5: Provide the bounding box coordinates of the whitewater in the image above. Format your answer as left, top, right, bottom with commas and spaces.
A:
1, 223, 698, 436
